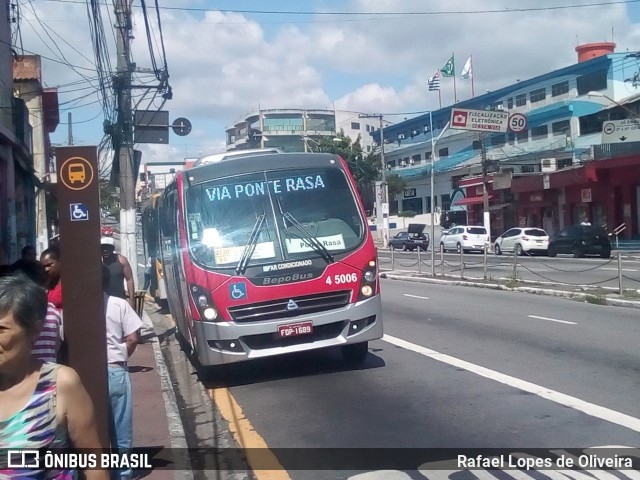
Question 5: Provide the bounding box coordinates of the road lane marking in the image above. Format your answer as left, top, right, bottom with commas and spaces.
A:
209, 388, 290, 480
383, 334, 640, 433
403, 294, 430, 300
602, 267, 637, 272
528, 315, 577, 325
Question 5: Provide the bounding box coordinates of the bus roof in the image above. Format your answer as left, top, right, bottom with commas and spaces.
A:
192, 148, 283, 168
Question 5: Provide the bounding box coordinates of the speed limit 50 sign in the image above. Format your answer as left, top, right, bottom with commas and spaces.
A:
508, 113, 527, 133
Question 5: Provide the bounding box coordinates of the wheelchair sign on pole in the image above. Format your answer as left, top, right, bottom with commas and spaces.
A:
70, 203, 89, 221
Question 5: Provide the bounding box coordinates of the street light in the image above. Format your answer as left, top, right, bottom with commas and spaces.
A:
587, 91, 640, 119
429, 115, 450, 276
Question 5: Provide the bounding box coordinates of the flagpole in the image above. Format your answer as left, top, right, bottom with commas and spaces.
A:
452, 52, 457, 103
438, 89, 442, 109
471, 55, 475, 98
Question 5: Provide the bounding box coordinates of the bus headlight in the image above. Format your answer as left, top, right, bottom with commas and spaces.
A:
189, 284, 220, 322
358, 259, 378, 301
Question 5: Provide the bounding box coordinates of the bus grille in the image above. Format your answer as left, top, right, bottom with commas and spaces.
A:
227, 290, 351, 323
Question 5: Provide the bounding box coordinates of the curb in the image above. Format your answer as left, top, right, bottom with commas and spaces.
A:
143, 309, 195, 480
380, 272, 640, 309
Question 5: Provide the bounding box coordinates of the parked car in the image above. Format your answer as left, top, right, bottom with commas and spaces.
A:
547, 224, 611, 258
389, 223, 430, 251
101, 224, 114, 236
494, 227, 549, 256
440, 225, 489, 253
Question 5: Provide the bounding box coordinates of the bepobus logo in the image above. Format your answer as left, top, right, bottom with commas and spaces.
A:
262, 272, 315, 285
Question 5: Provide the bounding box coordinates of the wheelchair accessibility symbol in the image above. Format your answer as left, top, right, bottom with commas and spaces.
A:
70, 203, 89, 221
229, 282, 247, 300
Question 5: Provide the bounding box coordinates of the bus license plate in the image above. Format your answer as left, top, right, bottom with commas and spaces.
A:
278, 321, 313, 338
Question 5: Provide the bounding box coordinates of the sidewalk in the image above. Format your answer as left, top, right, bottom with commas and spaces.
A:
128, 306, 194, 480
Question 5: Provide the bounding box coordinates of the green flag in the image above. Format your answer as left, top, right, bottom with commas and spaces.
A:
441, 55, 455, 77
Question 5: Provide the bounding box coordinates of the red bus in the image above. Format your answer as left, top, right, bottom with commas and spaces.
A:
157, 151, 383, 367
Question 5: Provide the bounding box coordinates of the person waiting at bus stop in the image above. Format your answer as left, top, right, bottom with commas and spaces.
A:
102, 265, 142, 480
101, 237, 136, 309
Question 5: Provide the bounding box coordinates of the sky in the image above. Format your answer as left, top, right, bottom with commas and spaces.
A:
14, 0, 640, 168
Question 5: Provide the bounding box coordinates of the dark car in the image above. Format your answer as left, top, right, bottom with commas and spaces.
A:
547, 225, 611, 258
389, 223, 430, 251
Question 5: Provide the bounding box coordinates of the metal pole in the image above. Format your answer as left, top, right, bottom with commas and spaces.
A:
380, 116, 389, 248
618, 252, 623, 295
430, 119, 450, 276
115, 0, 138, 281
430, 111, 435, 277
480, 133, 491, 247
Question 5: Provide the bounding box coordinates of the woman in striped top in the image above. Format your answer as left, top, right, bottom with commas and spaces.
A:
0, 274, 109, 479
9, 259, 62, 362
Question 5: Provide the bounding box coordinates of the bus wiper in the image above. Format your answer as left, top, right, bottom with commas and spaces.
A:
283, 212, 334, 264
236, 214, 266, 275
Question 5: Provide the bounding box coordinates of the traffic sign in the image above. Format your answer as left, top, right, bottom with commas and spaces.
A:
601, 119, 640, 143
450, 108, 509, 133
508, 113, 528, 133
172, 117, 192, 136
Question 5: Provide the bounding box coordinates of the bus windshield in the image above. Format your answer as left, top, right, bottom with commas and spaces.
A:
185, 167, 365, 269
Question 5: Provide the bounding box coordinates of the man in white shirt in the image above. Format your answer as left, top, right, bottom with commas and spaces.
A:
102, 266, 143, 480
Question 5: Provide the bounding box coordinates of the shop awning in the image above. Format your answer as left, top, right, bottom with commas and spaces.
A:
453, 195, 492, 206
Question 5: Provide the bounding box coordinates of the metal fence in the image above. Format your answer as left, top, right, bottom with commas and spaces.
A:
379, 248, 640, 296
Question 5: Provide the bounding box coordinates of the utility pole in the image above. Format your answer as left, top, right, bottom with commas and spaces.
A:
114, 0, 138, 280
359, 114, 389, 247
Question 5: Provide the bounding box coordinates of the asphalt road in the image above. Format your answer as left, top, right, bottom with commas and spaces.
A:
159, 278, 640, 479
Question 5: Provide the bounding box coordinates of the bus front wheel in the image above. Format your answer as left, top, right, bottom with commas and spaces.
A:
342, 342, 369, 364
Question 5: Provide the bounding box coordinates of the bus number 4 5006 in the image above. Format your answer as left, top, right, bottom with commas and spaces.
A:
325, 273, 358, 285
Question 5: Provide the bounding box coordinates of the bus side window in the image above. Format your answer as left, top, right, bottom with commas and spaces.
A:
160, 187, 176, 236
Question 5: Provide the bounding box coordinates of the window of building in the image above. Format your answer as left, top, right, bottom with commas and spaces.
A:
515, 94, 527, 107
411, 154, 421, 165
531, 125, 548, 140
451, 175, 465, 189
521, 165, 536, 173
493, 101, 504, 110
576, 70, 607, 95
515, 130, 529, 144
557, 158, 573, 169
441, 194, 451, 211
507, 132, 515, 145
490, 134, 506, 147
507, 97, 514, 109
579, 113, 602, 135
552, 120, 571, 136
530, 88, 546, 104
472, 140, 482, 150
425, 151, 432, 161
551, 81, 569, 97
351, 122, 360, 130
438, 147, 449, 158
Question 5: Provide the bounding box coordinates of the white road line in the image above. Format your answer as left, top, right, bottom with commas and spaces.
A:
528, 314, 577, 325
383, 334, 640, 433
403, 294, 430, 300
602, 267, 637, 272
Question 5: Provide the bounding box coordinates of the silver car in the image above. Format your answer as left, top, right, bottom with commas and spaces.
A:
494, 227, 549, 256
440, 225, 489, 253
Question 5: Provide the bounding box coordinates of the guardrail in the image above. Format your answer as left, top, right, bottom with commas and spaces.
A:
381, 248, 640, 297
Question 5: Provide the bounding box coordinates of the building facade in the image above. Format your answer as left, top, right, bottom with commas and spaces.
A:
225, 109, 391, 153
376, 43, 640, 240
0, 2, 59, 263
